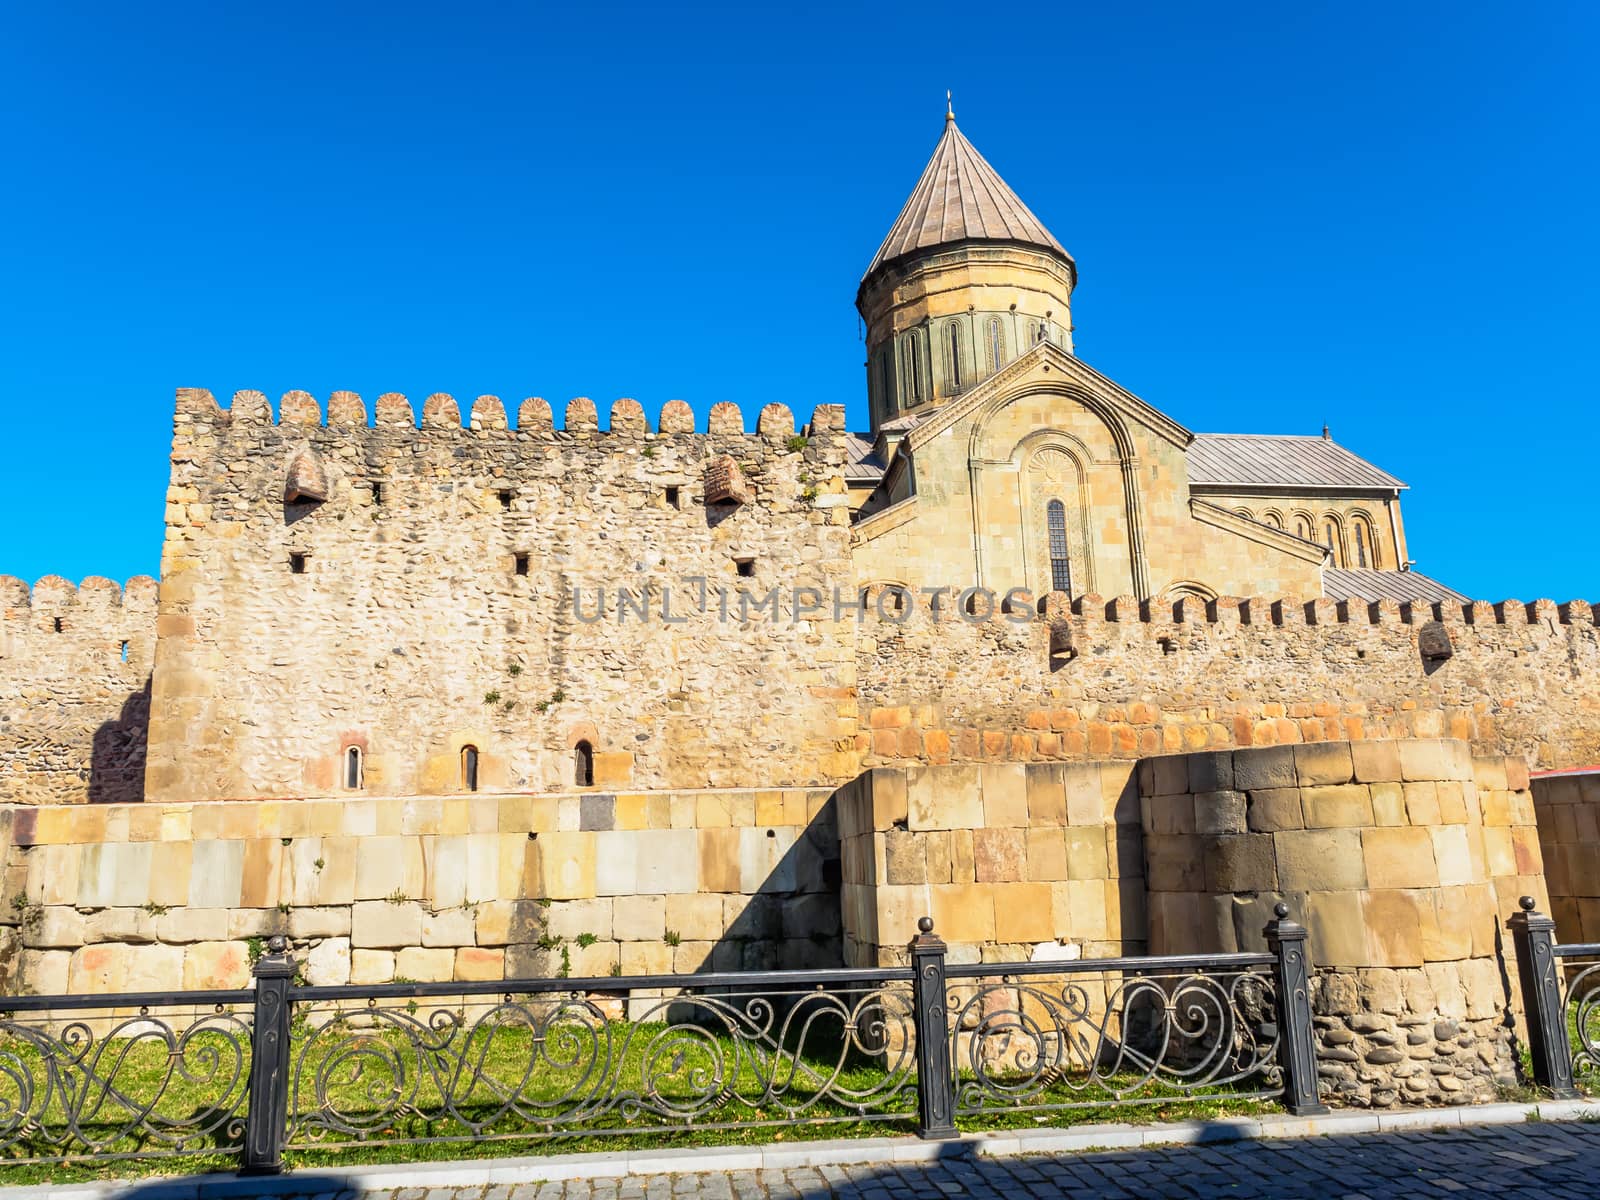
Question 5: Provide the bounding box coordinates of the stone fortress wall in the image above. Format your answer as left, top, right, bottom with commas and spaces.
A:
145, 388, 861, 807
0, 576, 157, 807
0, 785, 842, 997
857, 591, 1600, 773
1531, 767, 1600, 945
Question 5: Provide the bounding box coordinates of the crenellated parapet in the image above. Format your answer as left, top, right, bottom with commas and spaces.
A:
172, 388, 842, 444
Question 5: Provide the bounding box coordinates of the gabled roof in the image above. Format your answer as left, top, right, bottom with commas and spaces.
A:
1323, 569, 1466, 604
862, 110, 1070, 281
1187, 434, 1406, 491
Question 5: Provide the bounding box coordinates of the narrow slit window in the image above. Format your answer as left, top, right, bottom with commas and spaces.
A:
989, 318, 1003, 373
120, 640, 129, 662
514, 553, 530, 576
344, 746, 363, 790
52, 617, 63, 633
1046, 500, 1072, 594
1354, 523, 1369, 568
665, 486, 680, 508
290, 553, 307, 574
574, 740, 594, 788
735, 557, 755, 578
948, 323, 961, 389
908, 335, 922, 403
371, 482, 383, 506
461, 745, 479, 792
498, 489, 512, 511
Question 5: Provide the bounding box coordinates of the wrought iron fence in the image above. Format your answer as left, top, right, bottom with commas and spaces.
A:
0, 908, 1325, 1174
1508, 895, 1600, 1097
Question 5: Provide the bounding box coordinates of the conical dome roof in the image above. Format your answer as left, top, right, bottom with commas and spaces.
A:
862, 110, 1070, 282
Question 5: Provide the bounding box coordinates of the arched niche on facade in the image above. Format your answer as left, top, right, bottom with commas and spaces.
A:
967, 383, 1146, 599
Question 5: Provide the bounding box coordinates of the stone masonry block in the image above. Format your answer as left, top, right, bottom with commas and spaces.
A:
1403, 782, 1442, 825
304, 937, 351, 986
352, 900, 424, 949
1362, 890, 1424, 968
1293, 742, 1354, 787
1194, 790, 1247, 835
421, 908, 476, 947
351, 949, 394, 985
1352, 740, 1404, 784
1362, 827, 1438, 889
1186, 751, 1234, 794
1204, 834, 1277, 893
27, 907, 84, 949
289, 907, 351, 940
1064, 764, 1104, 826
123, 944, 185, 992
1065, 826, 1110, 880
455, 947, 504, 982
1025, 828, 1067, 882
1369, 782, 1406, 826
1301, 784, 1374, 829
973, 829, 1026, 883
994, 883, 1056, 943
1144, 835, 1205, 892
1025, 764, 1066, 824
183, 941, 249, 989
1399, 739, 1451, 782
665, 893, 724, 942
907, 765, 982, 832
545, 898, 613, 941
1246, 789, 1304, 832
1232, 745, 1298, 792
396, 946, 454, 983
980, 764, 1029, 827
1275, 829, 1366, 891
612, 895, 666, 941
1430, 827, 1474, 887
1303, 891, 1368, 967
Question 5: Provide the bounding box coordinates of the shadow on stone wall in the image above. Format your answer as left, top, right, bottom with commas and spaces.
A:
88, 677, 150, 805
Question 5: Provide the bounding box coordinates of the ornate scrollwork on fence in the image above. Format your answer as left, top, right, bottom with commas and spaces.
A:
946, 969, 1282, 1115
0, 1010, 250, 1162
284, 984, 918, 1148
1565, 962, 1600, 1077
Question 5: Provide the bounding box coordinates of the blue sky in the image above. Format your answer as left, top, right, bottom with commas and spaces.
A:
1, 2, 1595, 599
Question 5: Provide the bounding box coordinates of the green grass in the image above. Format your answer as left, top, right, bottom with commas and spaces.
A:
0, 1005, 1279, 1185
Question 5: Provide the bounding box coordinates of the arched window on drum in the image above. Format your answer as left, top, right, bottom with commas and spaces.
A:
1046, 500, 1072, 594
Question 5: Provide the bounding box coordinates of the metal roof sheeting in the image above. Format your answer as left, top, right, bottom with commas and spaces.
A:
843, 433, 887, 482
863, 116, 1069, 280
1323, 569, 1467, 604
1187, 434, 1405, 491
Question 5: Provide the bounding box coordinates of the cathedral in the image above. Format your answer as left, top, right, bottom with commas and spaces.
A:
844, 103, 1460, 607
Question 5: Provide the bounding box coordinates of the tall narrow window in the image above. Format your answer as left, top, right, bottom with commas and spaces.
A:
461, 745, 479, 792
574, 740, 594, 788
947, 323, 961, 390
1034, 322, 1045, 345
1324, 522, 1341, 567
989, 318, 1003, 373
880, 354, 891, 409
344, 746, 363, 791
1046, 500, 1073, 593
908, 334, 923, 403
1354, 523, 1368, 567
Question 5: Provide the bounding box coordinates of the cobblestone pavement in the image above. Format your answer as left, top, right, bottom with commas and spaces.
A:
202, 1120, 1600, 1200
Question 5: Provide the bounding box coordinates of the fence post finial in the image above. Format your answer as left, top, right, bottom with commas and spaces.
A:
1264, 903, 1329, 1115
909, 917, 958, 1139
1508, 896, 1580, 1098
243, 934, 296, 1173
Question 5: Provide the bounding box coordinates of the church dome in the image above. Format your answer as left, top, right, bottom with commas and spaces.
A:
861, 104, 1073, 287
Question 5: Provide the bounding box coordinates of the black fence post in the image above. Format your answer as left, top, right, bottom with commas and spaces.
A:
1265, 903, 1329, 1116
1508, 895, 1579, 1099
909, 916, 957, 1139
243, 934, 295, 1174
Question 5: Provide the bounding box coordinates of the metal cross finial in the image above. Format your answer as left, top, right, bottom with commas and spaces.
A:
946, 90, 955, 122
